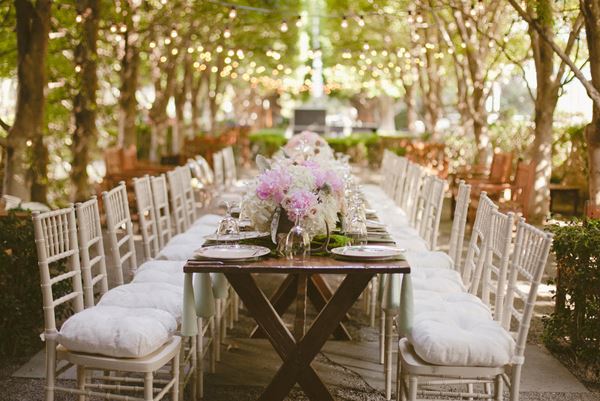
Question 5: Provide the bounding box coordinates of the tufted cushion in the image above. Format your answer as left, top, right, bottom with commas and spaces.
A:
136, 260, 185, 275
98, 282, 183, 322
58, 306, 177, 358
393, 237, 428, 252
404, 250, 453, 270
166, 233, 205, 247
408, 311, 515, 367
411, 268, 465, 293
133, 269, 184, 287
184, 224, 217, 237
413, 291, 492, 321
157, 243, 199, 261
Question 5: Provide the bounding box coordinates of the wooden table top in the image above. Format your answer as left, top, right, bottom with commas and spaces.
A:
184, 255, 411, 274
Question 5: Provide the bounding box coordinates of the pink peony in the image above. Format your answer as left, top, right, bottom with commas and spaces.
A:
256, 168, 292, 203
284, 189, 318, 220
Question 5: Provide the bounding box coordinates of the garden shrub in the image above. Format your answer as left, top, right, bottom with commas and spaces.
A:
0, 212, 70, 358
249, 129, 287, 157
544, 220, 600, 383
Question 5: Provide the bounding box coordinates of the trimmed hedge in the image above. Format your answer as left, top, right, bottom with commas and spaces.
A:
544, 219, 600, 383
0, 212, 44, 357
0, 212, 70, 358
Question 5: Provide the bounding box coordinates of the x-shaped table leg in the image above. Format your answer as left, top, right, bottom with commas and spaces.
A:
225, 271, 375, 401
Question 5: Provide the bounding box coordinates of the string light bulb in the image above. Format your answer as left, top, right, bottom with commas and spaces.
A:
296, 15, 303, 27
358, 15, 365, 27
280, 19, 288, 32
223, 26, 231, 38
341, 16, 348, 28
229, 6, 237, 19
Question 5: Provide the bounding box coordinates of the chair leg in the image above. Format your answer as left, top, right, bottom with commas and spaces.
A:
408, 376, 418, 401
190, 335, 198, 401
510, 365, 522, 401
494, 374, 504, 401
395, 347, 402, 401
214, 301, 221, 362
220, 300, 228, 342
233, 292, 239, 321
209, 317, 216, 373
228, 296, 235, 329
370, 275, 379, 327
384, 312, 395, 400
467, 383, 474, 400
144, 372, 154, 401
172, 350, 180, 401
379, 309, 386, 364
45, 339, 56, 401
178, 344, 186, 401
197, 319, 204, 400
76, 365, 86, 401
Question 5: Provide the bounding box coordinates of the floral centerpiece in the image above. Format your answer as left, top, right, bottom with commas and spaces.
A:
283, 131, 334, 161
242, 157, 344, 236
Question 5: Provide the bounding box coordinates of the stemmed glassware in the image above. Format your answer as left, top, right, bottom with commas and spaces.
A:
216, 201, 240, 244
283, 208, 311, 260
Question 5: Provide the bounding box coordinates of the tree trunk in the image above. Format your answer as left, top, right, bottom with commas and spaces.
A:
527, 1, 561, 222
581, 0, 600, 206
118, 4, 139, 148
378, 94, 396, 132
71, 0, 99, 201
4, 0, 51, 202
403, 81, 417, 135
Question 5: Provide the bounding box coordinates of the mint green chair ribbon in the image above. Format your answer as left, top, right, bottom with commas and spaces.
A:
194, 272, 216, 318
210, 272, 229, 299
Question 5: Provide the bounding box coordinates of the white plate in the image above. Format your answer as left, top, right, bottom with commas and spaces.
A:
330, 245, 404, 260
194, 245, 271, 261
203, 231, 269, 241
366, 219, 386, 229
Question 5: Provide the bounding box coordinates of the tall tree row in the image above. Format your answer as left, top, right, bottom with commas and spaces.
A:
3, 0, 51, 202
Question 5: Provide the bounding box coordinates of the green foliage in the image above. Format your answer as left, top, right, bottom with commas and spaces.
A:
249, 129, 288, 157
0, 212, 72, 358
544, 220, 600, 383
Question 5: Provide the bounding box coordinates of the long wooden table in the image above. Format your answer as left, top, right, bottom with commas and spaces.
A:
181, 256, 412, 401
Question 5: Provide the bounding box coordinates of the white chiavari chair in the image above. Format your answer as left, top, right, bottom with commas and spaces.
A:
397, 218, 552, 401
212, 151, 225, 190
134, 175, 161, 262
103, 183, 216, 400
102, 182, 137, 286
167, 169, 189, 235
33, 207, 180, 401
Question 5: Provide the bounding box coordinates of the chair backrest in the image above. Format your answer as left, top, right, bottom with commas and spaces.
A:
75, 197, 109, 307
381, 152, 398, 196
167, 168, 188, 234
195, 155, 214, 185
448, 180, 471, 267
404, 163, 425, 225
501, 219, 553, 363
489, 151, 513, 184
102, 182, 137, 285
150, 174, 174, 248
178, 165, 197, 226
212, 150, 225, 189
380, 149, 393, 175
461, 192, 498, 292
32, 207, 85, 335
133, 175, 160, 261
417, 175, 446, 250
480, 209, 514, 322
222, 146, 237, 185
391, 156, 409, 203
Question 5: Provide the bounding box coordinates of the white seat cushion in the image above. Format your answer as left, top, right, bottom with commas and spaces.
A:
411, 268, 465, 293
133, 269, 184, 287
405, 250, 453, 270
413, 291, 492, 321
98, 282, 183, 322
408, 311, 515, 367
394, 237, 428, 252
157, 243, 199, 261
58, 306, 177, 358
136, 260, 186, 275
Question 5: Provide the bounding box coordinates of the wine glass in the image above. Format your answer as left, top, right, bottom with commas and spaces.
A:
344, 210, 368, 247
283, 208, 311, 260
216, 201, 240, 244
